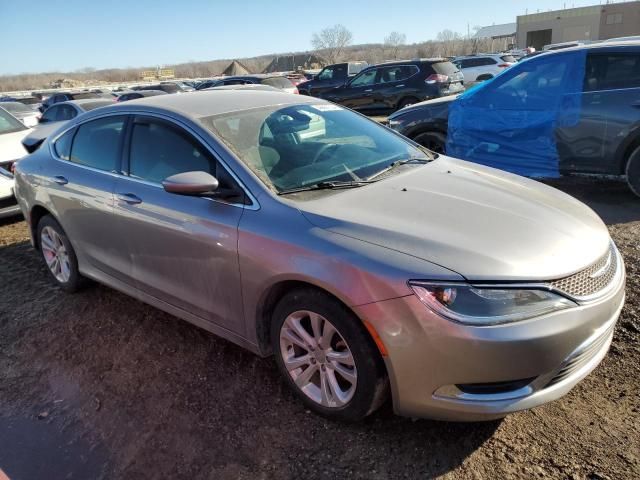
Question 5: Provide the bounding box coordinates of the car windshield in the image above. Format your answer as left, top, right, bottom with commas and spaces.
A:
204, 102, 431, 193
0, 108, 27, 134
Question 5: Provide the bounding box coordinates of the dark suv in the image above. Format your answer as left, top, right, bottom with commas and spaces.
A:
320, 59, 463, 115
387, 42, 640, 196
297, 61, 368, 96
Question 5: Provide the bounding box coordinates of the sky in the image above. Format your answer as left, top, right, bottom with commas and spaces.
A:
1, 0, 602, 75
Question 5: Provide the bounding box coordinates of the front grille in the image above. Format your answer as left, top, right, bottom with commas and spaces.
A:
550, 244, 618, 300
545, 321, 615, 388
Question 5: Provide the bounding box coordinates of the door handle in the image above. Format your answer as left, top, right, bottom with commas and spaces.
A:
364, 89, 373, 92
116, 193, 142, 205
52, 176, 68, 185
395, 84, 405, 87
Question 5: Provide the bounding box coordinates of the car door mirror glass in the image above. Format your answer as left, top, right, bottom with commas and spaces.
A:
162, 171, 219, 195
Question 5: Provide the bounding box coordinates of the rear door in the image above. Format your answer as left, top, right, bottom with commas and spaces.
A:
112, 115, 246, 332
370, 65, 420, 112
44, 115, 128, 279
558, 51, 640, 174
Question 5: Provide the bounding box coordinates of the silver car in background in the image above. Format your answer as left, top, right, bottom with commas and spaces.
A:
14, 90, 625, 421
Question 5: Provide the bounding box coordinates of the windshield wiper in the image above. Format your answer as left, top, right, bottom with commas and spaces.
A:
277, 180, 373, 195
366, 156, 431, 181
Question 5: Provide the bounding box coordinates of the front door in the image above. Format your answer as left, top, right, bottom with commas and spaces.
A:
339, 68, 378, 112
113, 115, 245, 333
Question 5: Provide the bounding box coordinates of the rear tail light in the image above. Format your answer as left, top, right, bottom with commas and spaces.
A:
498, 63, 512, 68
425, 74, 449, 84
9, 162, 16, 174
293, 87, 299, 94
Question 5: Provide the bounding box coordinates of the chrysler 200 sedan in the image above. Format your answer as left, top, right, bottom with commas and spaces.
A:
14, 90, 625, 422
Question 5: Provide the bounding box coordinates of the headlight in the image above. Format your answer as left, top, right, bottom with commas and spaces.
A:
409, 281, 576, 326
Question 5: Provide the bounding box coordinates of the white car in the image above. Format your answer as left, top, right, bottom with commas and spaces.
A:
0, 102, 39, 127
452, 54, 516, 83
0, 108, 31, 217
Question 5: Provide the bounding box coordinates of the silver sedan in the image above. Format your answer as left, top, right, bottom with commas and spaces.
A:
14, 90, 625, 421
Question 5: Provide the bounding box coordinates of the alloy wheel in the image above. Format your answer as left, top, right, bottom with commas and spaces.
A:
40, 226, 71, 283
279, 310, 357, 408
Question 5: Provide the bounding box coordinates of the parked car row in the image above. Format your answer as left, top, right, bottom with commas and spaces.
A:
195, 74, 299, 94
387, 41, 640, 196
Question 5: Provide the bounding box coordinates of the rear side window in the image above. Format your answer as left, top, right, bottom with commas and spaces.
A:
584, 53, 640, 92
40, 106, 60, 123
431, 61, 459, 75
160, 84, 179, 93
261, 77, 294, 89
57, 105, 77, 121
378, 65, 419, 83
129, 118, 217, 184
54, 129, 74, 160
69, 116, 126, 171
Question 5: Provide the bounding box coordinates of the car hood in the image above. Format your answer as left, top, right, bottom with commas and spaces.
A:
0, 129, 31, 162
297, 157, 610, 281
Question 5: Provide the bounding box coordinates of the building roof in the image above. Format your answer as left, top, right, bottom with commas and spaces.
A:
221, 60, 251, 76
474, 23, 517, 39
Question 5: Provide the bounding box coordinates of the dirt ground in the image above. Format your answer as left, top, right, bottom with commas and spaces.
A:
0, 177, 639, 480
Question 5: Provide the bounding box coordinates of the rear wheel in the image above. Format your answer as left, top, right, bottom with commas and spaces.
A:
413, 131, 447, 154
37, 215, 85, 292
626, 145, 640, 197
271, 288, 388, 421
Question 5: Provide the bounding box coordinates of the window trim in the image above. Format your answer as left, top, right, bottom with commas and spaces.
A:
50, 111, 259, 210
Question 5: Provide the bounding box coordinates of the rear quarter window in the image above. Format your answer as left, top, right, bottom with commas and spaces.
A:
54, 128, 74, 160
431, 61, 460, 75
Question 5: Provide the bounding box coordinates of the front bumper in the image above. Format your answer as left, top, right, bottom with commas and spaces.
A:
354, 261, 625, 421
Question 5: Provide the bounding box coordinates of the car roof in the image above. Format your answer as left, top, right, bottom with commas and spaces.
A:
57, 99, 114, 109
544, 40, 640, 54
105, 89, 320, 119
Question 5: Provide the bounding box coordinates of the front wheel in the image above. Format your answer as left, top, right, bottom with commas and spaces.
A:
626, 145, 640, 197
271, 289, 388, 421
413, 131, 447, 154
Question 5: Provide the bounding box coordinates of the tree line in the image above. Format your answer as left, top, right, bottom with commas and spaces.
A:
0, 25, 513, 92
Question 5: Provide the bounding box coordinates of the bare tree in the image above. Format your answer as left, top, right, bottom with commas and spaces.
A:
384, 31, 407, 60
311, 24, 353, 64
436, 29, 461, 42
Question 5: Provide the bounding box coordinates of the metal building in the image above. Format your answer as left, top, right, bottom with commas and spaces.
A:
517, 1, 640, 49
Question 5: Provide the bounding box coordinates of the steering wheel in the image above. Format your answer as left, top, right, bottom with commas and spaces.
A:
311, 143, 340, 164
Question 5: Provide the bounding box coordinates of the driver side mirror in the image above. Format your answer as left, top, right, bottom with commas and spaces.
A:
162, 171, 219, 195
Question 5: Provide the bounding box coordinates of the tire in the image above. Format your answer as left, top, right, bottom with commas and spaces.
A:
397, 97, 419, 110
37, 215, 85, 292
413, 131, 447, 154
626, 145, 640, 197
271, 288, 388, 421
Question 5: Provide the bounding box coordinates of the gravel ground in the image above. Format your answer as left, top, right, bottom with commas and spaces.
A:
0, 177, 639, 480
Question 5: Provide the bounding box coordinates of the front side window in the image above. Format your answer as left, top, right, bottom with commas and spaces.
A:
349, 69, 377, 87
69, 116, 126, 171
318, 67, 334, 80
128, 119, 217, 184
471, 55, 570, 109
584, 53, 640, 91
205, 103, 430, 193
